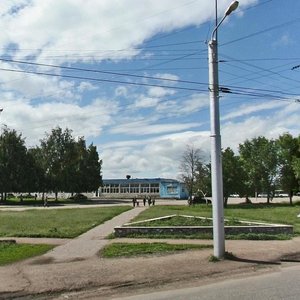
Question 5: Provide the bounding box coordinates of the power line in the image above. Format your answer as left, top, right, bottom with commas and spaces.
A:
0, 58, 209, 87
0, 66, 208, 93
221, 17, 300, 47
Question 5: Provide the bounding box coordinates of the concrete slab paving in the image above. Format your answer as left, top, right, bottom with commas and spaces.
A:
43, 206, 147, 262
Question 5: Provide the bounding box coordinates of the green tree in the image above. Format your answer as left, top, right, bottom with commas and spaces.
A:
0, 127, 28, 200
276, 133, 299, 204
85, 143, 102, 192
194, 162, 211, 199
222, 147, 246, 206
28, 146, 50, 199
39, 127, 102, 198
40, 127, 76, 200
239, 137, 278, 203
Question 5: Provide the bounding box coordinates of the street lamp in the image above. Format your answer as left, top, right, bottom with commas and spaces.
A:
208, 1, 239, 258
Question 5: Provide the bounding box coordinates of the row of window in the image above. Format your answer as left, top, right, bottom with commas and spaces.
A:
100, 183, 160, 194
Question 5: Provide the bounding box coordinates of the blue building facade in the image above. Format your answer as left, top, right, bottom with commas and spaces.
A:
99, 178, 188, 199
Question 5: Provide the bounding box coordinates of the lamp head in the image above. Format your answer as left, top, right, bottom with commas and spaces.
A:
225, 1, 239, 16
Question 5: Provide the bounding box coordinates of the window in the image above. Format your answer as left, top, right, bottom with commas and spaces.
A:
150, 183, 159, 193
167, 185, 177, 194
120, 184, 130, 193
141, 183, 150, 193
129, 184, 139, 194
110, 184, 119, 193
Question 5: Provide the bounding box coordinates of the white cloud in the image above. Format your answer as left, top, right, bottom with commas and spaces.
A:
0, 0, 258, 63
100, 130, 210, 178
77, 81, 98, 93
222, 101, 300, 151
148, 86, 176, 98
133, 96, 160, 108
1, 0, 295, 181
222, 100, 286, 121
102, 100, 300, 178
1, 97, 119, 146
110, 121, 200, 136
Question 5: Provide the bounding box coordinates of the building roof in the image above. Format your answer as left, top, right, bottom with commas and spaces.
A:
102, 178, 181, 184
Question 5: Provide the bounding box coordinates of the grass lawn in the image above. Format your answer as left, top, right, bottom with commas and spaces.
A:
1, 197, 94, 206
129, 202, 300, 234
0, 206, 131, 238
130, 215, 249, 226
0, 241, 54, 265
100, 242, 213, 258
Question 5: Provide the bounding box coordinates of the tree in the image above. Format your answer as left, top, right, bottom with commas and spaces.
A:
40, 127, 77, 200
27, 147, 48, 198
85, 143, 102, 192
69, 138, 102, 193
0, 127, 28, 200
222, 147, 246, 206
293, 158, 300, 180
194, 162, 211, 199
276, 133, 299, 204
239, 137, 278, 203
180, 145, 203, 197
39, 127, 102, 198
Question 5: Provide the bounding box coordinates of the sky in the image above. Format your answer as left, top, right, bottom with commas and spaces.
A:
0, 0, 300, 180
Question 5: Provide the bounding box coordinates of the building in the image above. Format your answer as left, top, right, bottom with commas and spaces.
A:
98, 178, 188, 199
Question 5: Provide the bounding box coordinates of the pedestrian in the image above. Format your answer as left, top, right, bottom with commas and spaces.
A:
152, 197, 155, 205
132, 196, 136, 207
143, 196, 146, 206
147, 195, 152, 206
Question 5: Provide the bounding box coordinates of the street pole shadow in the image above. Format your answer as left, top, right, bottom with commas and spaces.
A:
225, 252, 281, 265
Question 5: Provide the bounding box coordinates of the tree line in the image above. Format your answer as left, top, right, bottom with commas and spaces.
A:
180, 133, 300, 205
0, 126, 102, 201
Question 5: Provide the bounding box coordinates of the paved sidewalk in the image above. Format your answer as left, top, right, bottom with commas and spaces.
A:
43, 206, 147, 262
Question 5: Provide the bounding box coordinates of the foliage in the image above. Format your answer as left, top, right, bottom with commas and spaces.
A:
276, 133, 299, 204
181, 134, 299, 205
0, 242, 53, 265
0, 206, 131, 238
194, 162, 211, 198
222, 147, 246, 206
100, 242, 212, 258
239, 136, 278, 203
0, 126, 102, 199
0, 127, 29, 198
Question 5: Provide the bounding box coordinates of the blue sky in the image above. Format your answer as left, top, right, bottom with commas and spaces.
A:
0, 0, 299, 179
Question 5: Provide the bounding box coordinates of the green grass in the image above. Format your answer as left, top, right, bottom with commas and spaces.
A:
130, 203, 300, 234
0, 241, 54, 265
132, 215, 250, 227
0, 197, 94, 206
0, 206, 131, 238
111, 232, 292, 240
100, 242, 213, 258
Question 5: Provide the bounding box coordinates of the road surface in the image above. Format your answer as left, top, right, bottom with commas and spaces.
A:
112, 264, 300, 300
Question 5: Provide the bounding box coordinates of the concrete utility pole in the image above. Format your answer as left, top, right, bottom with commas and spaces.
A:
208, 1, 239, 259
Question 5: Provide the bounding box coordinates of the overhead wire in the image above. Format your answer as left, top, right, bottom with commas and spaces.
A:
0, 57, 299, 102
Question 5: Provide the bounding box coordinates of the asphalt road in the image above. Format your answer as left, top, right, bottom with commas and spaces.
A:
112, 264, 300, 300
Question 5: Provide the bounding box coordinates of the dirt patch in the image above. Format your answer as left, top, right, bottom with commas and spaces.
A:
1, 238, 300, 299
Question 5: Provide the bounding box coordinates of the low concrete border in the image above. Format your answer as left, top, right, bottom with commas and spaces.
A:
115, 215, 293, 237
